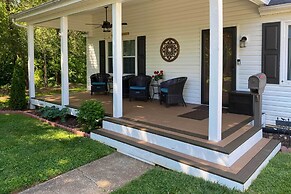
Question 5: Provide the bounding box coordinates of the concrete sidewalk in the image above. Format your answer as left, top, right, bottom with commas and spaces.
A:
20, 153, 153, 194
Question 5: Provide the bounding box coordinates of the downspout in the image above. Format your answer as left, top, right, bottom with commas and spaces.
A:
11, 18, 27, 29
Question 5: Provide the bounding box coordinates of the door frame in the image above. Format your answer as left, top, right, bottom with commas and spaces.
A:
201, 26, 237, 105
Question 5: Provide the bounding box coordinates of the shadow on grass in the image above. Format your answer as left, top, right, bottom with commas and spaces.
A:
0, 113, 114, 194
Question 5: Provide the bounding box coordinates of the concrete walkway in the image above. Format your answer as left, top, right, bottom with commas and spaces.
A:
20, 153, 153, 194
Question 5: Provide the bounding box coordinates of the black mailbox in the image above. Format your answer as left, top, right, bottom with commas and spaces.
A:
248, 73, 267, 95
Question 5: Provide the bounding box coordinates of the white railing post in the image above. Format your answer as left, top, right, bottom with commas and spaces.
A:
112, 2, 123, 118
28, 25, 35, 109
209, 0, 223, 142
60, 16, 69, 106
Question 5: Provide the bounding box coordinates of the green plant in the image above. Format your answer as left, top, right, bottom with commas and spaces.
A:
77, 100, 105, 132
9, 64, 27, 110
38, 106, 69, 122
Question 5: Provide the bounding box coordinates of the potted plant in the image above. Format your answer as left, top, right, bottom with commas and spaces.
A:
152, 70, 164, 84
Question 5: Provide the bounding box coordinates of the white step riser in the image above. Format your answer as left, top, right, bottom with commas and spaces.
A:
91, 132, 243, 191
103, 121, 262, 167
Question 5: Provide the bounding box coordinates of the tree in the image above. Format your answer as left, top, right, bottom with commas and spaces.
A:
0, 0, 87, 88
9, 63, 27, 110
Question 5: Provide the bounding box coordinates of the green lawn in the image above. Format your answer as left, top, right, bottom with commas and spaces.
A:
0, 114, 114, 194
113, 153, 291, 194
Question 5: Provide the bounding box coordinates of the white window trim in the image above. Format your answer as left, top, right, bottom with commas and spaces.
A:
280, 21, 291, 86
107, 39, 137, 75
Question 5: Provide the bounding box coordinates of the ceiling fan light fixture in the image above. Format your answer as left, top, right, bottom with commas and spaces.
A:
103, 28, 111, 32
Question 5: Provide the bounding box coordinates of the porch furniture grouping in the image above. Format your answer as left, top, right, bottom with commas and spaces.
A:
129, 75, 152, 101
90, 73, 111, 95
160, 77, 187, 107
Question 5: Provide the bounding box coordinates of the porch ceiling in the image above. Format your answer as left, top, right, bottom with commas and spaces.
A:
11, 0, 267, 30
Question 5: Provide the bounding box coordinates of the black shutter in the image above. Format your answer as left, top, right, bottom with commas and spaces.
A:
99, 40, 106, 74
262, 22, 281, 84
137, 36, 146, 75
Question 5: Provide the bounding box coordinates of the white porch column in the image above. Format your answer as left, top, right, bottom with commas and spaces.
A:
112, 2, 123, 118
209, 0, 223, 142
28, 25, 35, 109
60, 16, 69, 106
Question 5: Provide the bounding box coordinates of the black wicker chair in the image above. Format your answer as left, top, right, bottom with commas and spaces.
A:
123, 74, 135, 98
90, 73, 110, 95
160, 77, 187, 107
129, 75, 152, 101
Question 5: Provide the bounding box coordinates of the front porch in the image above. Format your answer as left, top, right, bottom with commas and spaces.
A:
37, 92, 252, 140
33, 92, 280, 191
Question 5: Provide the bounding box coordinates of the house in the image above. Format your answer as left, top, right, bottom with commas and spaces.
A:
11, 0, 291, 191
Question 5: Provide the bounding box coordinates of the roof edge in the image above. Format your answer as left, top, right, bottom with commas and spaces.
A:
249, 0, 271, 6
10, 0, 81, 20
259, 2, 291, 15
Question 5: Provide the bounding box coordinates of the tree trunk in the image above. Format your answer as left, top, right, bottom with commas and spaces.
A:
43, 52, 48, 87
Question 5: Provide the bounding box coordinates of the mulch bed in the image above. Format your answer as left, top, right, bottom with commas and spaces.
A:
0, 110, 89, 138
263, 132, 291, 153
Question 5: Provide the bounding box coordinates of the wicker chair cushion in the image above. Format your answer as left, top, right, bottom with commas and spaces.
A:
92, 82, 106, 86
161, 88, 168, 93
130, 86, 146, 90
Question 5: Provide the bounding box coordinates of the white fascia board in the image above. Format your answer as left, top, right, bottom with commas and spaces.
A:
249, 0, 270, 5
11, 0, 82, 21
259, 3, 291, 16
11, 0, 120, 24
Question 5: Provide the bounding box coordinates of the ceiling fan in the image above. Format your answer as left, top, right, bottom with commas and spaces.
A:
86, 6, 127, 32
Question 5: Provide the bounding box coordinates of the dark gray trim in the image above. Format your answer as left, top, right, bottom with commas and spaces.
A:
262, 22, 281, 84
99, 40, 106, 74
137, 36, 146, 75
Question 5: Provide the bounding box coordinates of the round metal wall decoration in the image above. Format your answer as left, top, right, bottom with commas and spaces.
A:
160, 38, 180, 62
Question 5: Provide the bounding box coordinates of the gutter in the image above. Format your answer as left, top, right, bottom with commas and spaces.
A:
11, 18, 27, 29
11, 0, 82, 22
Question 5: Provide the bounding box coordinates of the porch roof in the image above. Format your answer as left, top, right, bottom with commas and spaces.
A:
11, 0, 271, 25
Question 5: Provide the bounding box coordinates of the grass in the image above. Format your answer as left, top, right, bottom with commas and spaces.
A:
0, 84, 87, 110
35, 84, 87, 96
0, 114, 114, 194
113, 152, 291, 194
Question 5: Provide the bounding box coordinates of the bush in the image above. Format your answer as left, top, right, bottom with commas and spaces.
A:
38, 106, 69, 122
77, 100, 105, 132
9, 64, 27, 110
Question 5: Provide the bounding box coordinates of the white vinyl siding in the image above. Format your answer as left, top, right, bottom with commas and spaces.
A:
86, 0, 291, 125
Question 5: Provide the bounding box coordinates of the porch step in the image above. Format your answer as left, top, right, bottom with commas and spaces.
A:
103, 117, 262, 167
91, 129, 281, 191
105, 116, 254, 140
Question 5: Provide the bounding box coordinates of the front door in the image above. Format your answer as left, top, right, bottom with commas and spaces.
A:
201, 27, 237, 107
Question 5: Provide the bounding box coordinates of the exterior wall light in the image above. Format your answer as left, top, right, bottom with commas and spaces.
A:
240, 36, 248, 48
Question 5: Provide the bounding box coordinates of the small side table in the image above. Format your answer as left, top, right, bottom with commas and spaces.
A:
151, 83, 161, 100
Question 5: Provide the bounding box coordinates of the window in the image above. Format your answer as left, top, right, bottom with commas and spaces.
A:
288, 25, 291, 80
108, 40, 136, 74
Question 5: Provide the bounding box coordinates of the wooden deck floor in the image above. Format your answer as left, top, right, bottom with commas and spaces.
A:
38, 91, 252, 139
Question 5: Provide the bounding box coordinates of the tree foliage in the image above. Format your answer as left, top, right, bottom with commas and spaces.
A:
0, 0, 86, 88
9, 63, 27, 110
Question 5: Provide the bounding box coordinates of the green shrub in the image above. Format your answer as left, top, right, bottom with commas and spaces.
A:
38, 106, 69, 122
77, 100, 105, 132
9, 64, 27, 110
